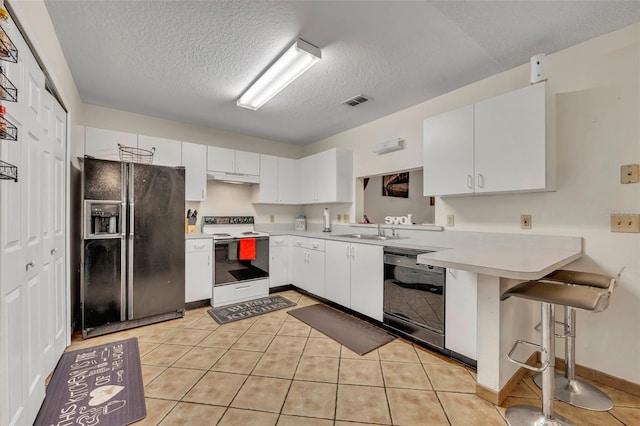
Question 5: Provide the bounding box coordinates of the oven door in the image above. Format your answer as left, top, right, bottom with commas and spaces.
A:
214, 237, 269, 286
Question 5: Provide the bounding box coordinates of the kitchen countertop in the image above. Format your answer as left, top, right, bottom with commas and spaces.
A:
186, 227, 582, 279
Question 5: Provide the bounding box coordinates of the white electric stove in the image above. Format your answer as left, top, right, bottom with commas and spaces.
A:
202, 216, 270, 307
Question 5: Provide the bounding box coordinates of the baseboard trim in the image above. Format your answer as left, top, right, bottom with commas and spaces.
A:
551, 355, 640, 398
476, 352, 538, 405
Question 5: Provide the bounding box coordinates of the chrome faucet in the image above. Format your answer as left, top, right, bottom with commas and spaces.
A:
377, 223, 385, 237
391, 227, 397, 238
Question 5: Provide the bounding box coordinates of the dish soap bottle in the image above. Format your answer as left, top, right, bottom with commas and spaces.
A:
322, 208, 331, 232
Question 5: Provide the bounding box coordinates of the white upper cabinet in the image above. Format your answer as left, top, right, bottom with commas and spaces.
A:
474, 82, 546, 193
297, 148, 352, 204
181, 142, 207, 201
423, 82, 547, 196
253, 155, 297, 204
138, 135, 182, 167
207, 146, 260, 176
85, 127, 137, 161
423, 105, 474, 196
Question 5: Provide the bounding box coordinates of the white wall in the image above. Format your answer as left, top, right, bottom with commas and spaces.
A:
83, 104, 303, 158
186, 181, 301, 226
305, 23, 640, 384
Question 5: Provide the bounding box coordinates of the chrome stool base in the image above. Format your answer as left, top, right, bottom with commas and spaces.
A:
505, 405, 576, 426
533, 372, 614, 411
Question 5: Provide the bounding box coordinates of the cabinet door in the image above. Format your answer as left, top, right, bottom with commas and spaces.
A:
235, 151, 260, 175
290, 246, 307, 291
138, 135, 181, 167
269, 244, 288, 288
306, 249, 325, 298
313, 150, 336, 203
185, 250, 212, 303
182, 142, 207, 201
207, 146, 235, 173
296, 156, 314, 204
324, 240, 351, 307
444, 269, 477, 360
350, 243, 383, 321
277, 157, 297, 203
257, 154, 278, 203
85, 127, 137, 161
423, 105, 474, 196
474, 83, 546, 193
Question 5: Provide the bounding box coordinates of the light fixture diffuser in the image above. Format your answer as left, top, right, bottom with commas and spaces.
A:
237, 39, 321, 110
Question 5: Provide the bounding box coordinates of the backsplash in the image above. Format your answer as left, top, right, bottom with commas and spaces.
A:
186, 181, 301, 228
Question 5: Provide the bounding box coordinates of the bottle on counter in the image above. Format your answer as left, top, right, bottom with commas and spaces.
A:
322, 208, 331, 232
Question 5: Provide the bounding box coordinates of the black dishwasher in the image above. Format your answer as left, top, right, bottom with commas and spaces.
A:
383, 247, 446, 352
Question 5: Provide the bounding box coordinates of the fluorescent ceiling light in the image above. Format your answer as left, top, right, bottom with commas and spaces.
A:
237, 39, 321, 110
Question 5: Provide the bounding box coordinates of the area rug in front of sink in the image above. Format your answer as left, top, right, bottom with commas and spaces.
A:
208, 295, 296, 324
288, 304, 396, 355
35, 337, 146, 426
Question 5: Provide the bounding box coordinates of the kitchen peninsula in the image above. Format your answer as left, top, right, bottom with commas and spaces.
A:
257, 225, 583, 403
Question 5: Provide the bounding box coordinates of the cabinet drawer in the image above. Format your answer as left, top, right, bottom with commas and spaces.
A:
186, 239, 213, 253
269, 235, 289, 247
291, 237, 325, 251
213, 280, 269, 307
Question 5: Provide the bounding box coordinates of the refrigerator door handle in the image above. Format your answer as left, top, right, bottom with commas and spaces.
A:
127, 162, 135, 319
120, 237, 127, 321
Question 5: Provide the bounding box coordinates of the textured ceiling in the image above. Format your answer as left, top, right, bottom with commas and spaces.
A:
44, 1, 640, 145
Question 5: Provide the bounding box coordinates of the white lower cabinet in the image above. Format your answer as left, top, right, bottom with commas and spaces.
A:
348, 243, 384, 321
269, 236, 289, 288
444, 268, 478, 360
324, 240, 352, 308
291, 237, 325, 298
325, 241, 383, 321
185, 239, 212, 303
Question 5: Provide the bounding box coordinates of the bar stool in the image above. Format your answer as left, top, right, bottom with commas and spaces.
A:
500, 278, 615, 426
531, 269, 621, 411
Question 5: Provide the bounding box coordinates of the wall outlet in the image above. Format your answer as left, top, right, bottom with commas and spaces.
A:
446, 214, 455, 227
621, 164, 640, 184
269, 215, 274, 223
610, 214, 640, 233
337, 214, 342, 222
343, 214, 350, 223
520, 214, 532, 229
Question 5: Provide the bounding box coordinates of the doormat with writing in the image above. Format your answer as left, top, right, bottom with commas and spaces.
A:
208, 295, 296, 324
34, 338, 145, 426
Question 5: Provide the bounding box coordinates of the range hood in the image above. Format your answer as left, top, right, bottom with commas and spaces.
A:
207, 172, 259, 184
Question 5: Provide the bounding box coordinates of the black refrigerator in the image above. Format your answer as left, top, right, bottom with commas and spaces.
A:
81, 157, 185, 338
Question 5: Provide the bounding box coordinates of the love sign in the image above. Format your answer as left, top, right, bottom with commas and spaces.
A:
384, 214, 413, 225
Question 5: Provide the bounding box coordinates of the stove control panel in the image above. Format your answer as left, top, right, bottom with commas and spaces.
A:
202, 216, 255, 225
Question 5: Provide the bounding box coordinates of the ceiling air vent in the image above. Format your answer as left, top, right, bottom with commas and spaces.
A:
342, 94, 369, 107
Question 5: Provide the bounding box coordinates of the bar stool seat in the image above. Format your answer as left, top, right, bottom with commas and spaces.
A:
500, 281, 610, 426
530, 269, 621, 412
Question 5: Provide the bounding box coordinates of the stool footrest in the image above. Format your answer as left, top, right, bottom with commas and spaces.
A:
508, 339, 548, 372
534, 320, 571, 338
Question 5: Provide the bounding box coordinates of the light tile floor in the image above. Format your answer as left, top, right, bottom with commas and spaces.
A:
67, 290, 640, 425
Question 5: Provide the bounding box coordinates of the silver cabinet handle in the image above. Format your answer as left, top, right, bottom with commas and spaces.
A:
466, 174, 473, 189
26, 261, 34, 270
236, 284, 251, 290
208, 255, 210, 267
202, 189, 205, 199
194, 244, 205, 249
351, 247, 355, 259
346, 246, 350, 257
51, 248, 57, 255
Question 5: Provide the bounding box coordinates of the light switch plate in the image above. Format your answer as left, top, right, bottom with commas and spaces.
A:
337, 214, 342, 222
621, 164, 639, 184
447, 214, 455, 227
269, 215, 274, 223
610, 214, 640, 233
343, 214, 349, 223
